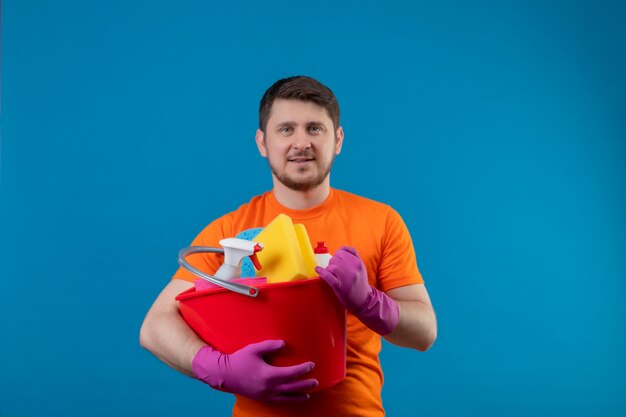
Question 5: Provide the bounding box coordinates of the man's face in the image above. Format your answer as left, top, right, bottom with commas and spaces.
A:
256, 99, 344, 192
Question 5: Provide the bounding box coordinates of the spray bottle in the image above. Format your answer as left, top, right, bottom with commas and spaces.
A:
215, 238, 264, 280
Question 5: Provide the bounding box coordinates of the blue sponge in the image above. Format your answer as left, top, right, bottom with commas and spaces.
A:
234, 227, 263, 277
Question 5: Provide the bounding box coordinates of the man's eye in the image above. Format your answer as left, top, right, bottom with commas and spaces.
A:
279, 127, 292, 133
309, 126, 323, 132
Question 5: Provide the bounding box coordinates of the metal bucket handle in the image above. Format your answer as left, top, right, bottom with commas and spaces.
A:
178, 246, 259, 297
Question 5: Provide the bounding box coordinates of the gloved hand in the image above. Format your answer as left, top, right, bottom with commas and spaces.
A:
192, 340, 318, 403
315, 246, 400, 336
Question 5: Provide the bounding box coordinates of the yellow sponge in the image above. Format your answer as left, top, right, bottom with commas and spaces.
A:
254, 214, 317, 283
294, 224, 317, 278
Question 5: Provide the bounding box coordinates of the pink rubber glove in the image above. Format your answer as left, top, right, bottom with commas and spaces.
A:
315, 246, 400, 335
192, 340, 318, 403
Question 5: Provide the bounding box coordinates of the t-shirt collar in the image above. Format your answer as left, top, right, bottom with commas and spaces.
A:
267, 188, 335, 220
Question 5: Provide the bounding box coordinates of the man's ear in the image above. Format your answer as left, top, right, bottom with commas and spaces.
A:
334, 126, 345, 155
255, 129, 267, 158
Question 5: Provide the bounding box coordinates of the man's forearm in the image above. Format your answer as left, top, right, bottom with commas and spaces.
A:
140, 310, 206, 377
139, 280, 206, 378
383, 300, 437, 351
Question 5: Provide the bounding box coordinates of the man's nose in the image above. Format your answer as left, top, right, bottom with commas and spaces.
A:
292, 129, 312, 150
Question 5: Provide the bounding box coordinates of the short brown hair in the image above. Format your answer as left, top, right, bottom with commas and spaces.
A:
259, 76, 340, 132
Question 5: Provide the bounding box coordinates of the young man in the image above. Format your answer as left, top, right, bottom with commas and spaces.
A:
140, 76, 437, 417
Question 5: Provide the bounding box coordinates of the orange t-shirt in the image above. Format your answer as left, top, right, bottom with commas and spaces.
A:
173, 188, 424, 417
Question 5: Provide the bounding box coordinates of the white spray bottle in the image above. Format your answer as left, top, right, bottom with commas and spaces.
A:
314, 241, 332, 268
214, 238, 264, 280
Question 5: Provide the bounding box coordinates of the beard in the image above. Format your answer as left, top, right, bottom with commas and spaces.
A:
267, 151, 337, 192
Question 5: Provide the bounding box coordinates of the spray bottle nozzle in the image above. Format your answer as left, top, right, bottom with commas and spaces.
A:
250, 244, 263, 270
215, 238, 264, 281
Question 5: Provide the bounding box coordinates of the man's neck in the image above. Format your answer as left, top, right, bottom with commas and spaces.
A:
271, 177, 331, 210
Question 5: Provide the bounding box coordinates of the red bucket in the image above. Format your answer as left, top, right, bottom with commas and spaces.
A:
176, 277, 346, 391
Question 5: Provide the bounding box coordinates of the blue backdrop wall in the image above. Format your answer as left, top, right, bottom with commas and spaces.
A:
1, 1, 625, 416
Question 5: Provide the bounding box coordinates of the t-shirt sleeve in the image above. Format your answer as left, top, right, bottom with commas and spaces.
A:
172, 214, 233, 282
377, 207, 424, 291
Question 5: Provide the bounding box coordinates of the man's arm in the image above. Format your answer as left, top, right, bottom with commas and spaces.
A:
383, 284, 437, 351
316, 247, 437, 351
139, 279, 203, 377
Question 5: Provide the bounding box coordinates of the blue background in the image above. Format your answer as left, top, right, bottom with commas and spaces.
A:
1, 1, 625, 416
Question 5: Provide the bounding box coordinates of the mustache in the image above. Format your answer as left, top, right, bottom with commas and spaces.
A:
287, 150, 315, 158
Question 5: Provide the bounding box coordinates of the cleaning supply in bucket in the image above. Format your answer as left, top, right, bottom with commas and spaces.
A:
235, 228, 264, 277
214, 238, 263, 280
179, 243, 264, 297
178, 215, 321, 295
294, 224, 318, 277
314, 241, 332, 267
253, 214, 317, 283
